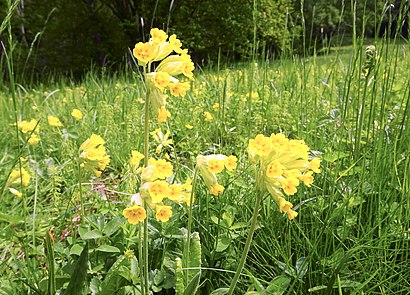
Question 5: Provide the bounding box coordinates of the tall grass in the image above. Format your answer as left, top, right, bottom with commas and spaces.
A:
1, 2, 409, 295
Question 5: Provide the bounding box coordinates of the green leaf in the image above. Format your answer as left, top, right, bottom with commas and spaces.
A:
80, 229, 103, 240
0, 212, 24, 224
103, 217, 122, 237
215, 236, 230, 252
265, 276, 291, 295
96, 245, 120, 253
64, 242, 89, 295
210, 288, 229, 295
183, 272, 201, 295
70, 244, 84, 256
45, 231, 56, 295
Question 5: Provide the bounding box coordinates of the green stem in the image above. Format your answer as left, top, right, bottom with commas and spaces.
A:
138, 222, 145, 295
77, 158, 85, 225
227, 187, 263, 295
142, 65, 150, 295
184, 166, 199, 285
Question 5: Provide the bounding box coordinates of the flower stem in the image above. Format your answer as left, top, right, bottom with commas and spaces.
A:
77, 158, 85, 225
227, 188, 263, 295
142, 66, 150, 295
184, 166, 199, 284
138, 222, 145, 295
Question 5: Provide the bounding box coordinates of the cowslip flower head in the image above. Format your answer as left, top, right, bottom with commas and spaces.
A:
48, 115, 63, 127
155, 205, 173, 222
6, 167, 31, 197
71, 109, 83, 121
196, 154, 237, 196
248, 133, 321, 220
123, 205, 147, 224
151, 128, 173, 154
79, 134, 110, 177
133, 42, 155, 65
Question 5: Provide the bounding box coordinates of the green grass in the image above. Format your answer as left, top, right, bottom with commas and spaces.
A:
1, 37, 409, 294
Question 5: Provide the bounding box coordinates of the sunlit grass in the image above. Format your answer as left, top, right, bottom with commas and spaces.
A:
1, 38, 409, 294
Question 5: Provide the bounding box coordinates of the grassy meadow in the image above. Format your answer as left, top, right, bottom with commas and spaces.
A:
1, 33, 409, 295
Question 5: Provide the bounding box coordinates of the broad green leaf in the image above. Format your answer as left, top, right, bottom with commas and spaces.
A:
215, 236, 230, 252
0, 212, 24, 224
96, 245, 120, 253
183, 272, 201, 295
64, 242, 89, 295
79, 229, 103, 240
70, 244, 84, 256
265, 276, 291, 294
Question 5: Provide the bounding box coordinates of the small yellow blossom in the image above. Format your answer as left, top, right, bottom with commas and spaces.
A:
212, 103, 220, 111
79, 134, 110, 176
123, 205, 147, 224
204, 111, 213, 121
210, 183, 224, 196
225, 155, 238, 171
71, 109, 83, 121
185, 124, 193, 129
158, 106, 171, 123
130, 150, 144, 169
133, 42, 155, 65
48, 115, 63, 127
8, 167, 31, 187
153, 71, 171, 91
169, 82, 190, 96
147, 180, 170, 203
28, 134, 40, 145
155, 205, 173, 222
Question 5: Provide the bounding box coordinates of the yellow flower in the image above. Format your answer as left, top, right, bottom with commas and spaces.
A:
185, 124, 193, 129
123, 205, 147, 224
169, 82, 190, 96
248, 132, 321, 220
9, 187, 23, 197
266, 161, 283, 177
28, 134, 40, 145
130, 150, 144, 169
48, 115, 63, 127
207, 158, 225, 174
204, 111, 213, 121
133, 42, 155, 65
151, 129, 173, 154
158, 106, 171, 123
155, 205, 173, 222
212, 103, 220, 111
71, 109, 83, 120
79, 134, 110, 176
153, 71, 171, 91
18, 119, 39, 134
149, 158, 173, 179
210, 183, 224, 196
8, 167, 31, 187
225, 155, 238, 171
168, 184, 183, 201
147, 180, 170, 203
150, 28, 168, 44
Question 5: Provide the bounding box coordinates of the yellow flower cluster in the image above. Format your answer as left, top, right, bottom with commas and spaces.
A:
248, 133, 321, 220
79, 134, 110, 177
17, 119, 40, 145
196, 154, 237, 196
71, 109, 83, 121
48, 115, 63, 127
6, 167, 31, 197
133, 28, 194, 123
123, 155, 192, 224
150, 128, 173, 154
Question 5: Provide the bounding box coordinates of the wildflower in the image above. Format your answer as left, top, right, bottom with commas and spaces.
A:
79, 134, 110, 177
169, 82, 190, 96
150, 28, 168, 44
196, 154, 236, 196
133, 42, 155, 65
17, 119, 39, 134
185, 124, 193, 129
130, 150, 144, 169
28, 134, 40, 145
155, 205, 173, 222
147, 180, 170, 203
123, 205, 147, 224
7, 167, 31, 187
213, 103, 220, 111
248, 133, 321, 220
71, 109, 83, 120
204, 111, 213, 121
157, 106, 171, 123
153, 71, 171, 91
48, 115, 63, 127
151, 128, 173, 153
